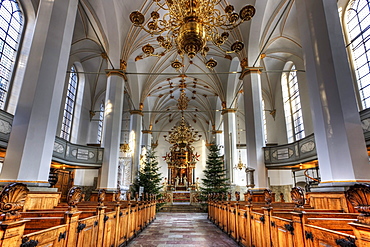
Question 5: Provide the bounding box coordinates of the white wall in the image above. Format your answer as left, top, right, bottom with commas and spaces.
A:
268, 170, 294, 186
74, 169, 99, 186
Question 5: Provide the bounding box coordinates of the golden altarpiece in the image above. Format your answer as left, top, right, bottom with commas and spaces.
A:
163, 112, 200, 190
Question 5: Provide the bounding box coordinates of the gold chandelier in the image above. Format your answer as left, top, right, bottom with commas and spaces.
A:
130, 0, 255, 69
163, 116, 201, 145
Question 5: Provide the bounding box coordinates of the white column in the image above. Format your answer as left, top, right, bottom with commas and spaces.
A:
130, 111, 143, 183
142, 130, 152, 149
0, 0, 78, 184
222, 109, 237, 184
295, 0, 370, 185
242, 69, 268, 189
98, 72, 125, 190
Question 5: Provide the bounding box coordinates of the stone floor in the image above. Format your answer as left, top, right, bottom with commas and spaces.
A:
127, 212, 239, 247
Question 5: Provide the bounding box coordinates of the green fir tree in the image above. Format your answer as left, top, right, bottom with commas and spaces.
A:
133, 149, 162, 196
200, 143, 229, 198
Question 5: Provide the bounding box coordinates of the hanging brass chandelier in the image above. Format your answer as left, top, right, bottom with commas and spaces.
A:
163, 116, 201, 145
129, 0, 255, 69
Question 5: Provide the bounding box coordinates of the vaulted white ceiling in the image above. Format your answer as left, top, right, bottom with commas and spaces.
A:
70, 0, 303, 144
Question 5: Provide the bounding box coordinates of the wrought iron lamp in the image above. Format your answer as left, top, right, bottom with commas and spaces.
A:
130, 0, 256, 69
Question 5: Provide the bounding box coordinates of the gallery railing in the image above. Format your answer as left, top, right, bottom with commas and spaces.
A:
264, 133, 317, 167
264, 108, 370, 167
0, 110, 103, 167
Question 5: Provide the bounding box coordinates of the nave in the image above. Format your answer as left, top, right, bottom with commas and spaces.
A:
127, 213, 238, 247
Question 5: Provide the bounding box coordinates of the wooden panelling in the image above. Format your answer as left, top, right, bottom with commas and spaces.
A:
307, 192, 352, 212
24, 192, 61, 211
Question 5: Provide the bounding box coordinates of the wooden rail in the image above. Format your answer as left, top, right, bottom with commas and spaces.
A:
0, 183, 157, 247
208, 185, 370, 247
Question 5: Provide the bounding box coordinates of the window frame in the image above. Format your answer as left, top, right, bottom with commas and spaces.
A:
344, 0, 370, 110
60, 65, 79, 141
282, 64, 305, 143
0, 0, 24, 110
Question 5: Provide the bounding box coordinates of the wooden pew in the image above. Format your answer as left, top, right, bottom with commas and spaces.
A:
0, 183, 157, 247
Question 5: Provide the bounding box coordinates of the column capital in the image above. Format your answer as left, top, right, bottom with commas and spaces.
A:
105, 69, 127, 81
211, 130, 223, 134
130, 110, 143, 116
142, 130, 152, 134
221, 108, 237, 115
239, 68, 263, 80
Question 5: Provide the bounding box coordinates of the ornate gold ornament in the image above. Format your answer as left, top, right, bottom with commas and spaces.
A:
290, 187, 305, 209
177, 92, 190, 110
0, 182, 29, 221
120, 143, 131, 153
164, 116, 201, 145
130, 0, 255, 67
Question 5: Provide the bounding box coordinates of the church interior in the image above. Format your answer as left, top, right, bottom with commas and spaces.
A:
1, 0, 370, 246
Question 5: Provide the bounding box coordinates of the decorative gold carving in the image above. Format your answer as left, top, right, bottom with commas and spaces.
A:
129, 1, 255, 67
239, 68, 262, 80
264, 189, 273, 206
177, 92, 190, 110
0, 182, 29, 221
98, 189, 106, 206
120, 143, 131, 153
171, 60, 183, 71
67, 186, 82, 212
346, 183, 370, 224
120, 60, 127, 71
105, 69, 127, 81
130, 110, 144, 116
221, 108, 237, 115
291, 187, 305, 209
205, 58, 217, 69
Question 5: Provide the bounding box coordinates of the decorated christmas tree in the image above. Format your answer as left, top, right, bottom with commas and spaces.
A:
200, 143, 229, 198
133, 149, 162, 196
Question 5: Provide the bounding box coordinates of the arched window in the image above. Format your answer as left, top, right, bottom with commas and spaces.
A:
97, 101, 104, 143
282, 64, 305, 143
60, 65, 78, 140
0, 0, 23, 109
346, 0, 370, 109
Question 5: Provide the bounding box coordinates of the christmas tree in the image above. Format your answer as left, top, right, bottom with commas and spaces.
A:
133, 149, 162, 196
200, 143, 229, 198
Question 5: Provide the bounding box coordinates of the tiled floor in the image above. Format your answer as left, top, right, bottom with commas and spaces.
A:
127, 212, 239, 247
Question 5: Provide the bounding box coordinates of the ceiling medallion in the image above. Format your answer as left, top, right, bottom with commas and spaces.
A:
130, 0, 255, 68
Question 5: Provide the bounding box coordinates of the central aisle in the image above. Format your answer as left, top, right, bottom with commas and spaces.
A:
127, 212, 239, 247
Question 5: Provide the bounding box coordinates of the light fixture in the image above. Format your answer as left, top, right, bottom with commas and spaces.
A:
163, 115, 201, 145
234, 152, 247, 170
130, 0, 255, 69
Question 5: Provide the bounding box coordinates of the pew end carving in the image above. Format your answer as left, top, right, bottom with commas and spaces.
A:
0, 182, 29, 222
291, 187, 305, 211
66, 186, 82, 212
